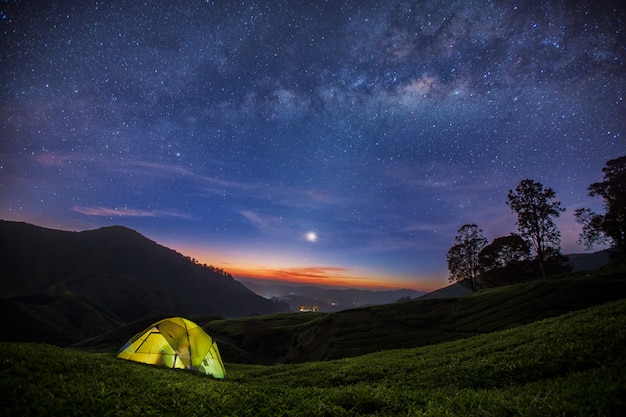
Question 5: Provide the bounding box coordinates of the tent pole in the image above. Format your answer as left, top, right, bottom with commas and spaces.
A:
184, 319, 193, 369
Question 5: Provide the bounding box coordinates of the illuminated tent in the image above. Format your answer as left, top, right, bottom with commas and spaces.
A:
117, 317, 226, 379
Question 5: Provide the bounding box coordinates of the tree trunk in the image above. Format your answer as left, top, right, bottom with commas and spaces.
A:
539, 259, 547, 280
535, 235, 547, 279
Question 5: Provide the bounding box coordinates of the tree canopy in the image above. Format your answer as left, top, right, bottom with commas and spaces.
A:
575, 155, 626, 257
507, 179, 565, 279
446, 224, 487, 292
479, 234, 529, 271
442, 157, 624, 289
478, 234, 529, 287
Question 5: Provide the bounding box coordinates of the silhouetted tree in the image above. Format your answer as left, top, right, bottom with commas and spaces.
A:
479, 234, 530, 271
574, 208, 609, 249
446, 224, 488, 292
479, 234, 530, 287
575, 155, 626, 259
507, 179, 565, 279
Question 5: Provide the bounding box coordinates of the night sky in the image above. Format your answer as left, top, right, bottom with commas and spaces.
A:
1, 1, 624, 291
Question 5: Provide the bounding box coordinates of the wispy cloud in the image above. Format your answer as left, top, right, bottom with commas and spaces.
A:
234, 265, 379, 287
268, 266, 350, 280
127, 160, 340, 209
239, 209, 289, 236
33, 150, 354, 211
72, 205, 195, 219
235, 263, 430, 289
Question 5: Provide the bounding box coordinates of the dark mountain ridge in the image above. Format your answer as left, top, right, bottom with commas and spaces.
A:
0, 220, 285, 323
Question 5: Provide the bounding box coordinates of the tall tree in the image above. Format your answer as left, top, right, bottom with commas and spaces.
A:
507, 179, 565, 279
574, 208, 610, 249
575, 155, 626, 256
446, 224, 488, 291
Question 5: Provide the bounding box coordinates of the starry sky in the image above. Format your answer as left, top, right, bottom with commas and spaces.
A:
1, 0, 624, 291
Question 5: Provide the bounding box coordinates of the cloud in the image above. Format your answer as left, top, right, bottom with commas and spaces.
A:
127, 160, 351, 211
32, 150, 353, 218
270, 266, 350, 280
72, 206, 195, 219
127, 160, 255, 195
239, 209, 289, 236
246, 265, 377, 287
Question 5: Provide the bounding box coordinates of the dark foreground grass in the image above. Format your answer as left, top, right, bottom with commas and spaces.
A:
2, 298, 625, 416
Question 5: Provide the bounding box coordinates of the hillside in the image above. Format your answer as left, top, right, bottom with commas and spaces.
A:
0, 293, 123, 346
0, 221, 286, 325
207, 269, 626, 364
75, 267, 626, 364
2, 298, 625, 416
417, 282, 472, 299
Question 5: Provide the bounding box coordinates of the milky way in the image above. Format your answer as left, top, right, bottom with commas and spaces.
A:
1, 0, 624, 290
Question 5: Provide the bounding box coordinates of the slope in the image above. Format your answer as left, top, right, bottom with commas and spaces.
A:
0, 293, 123, 346
77, 266, 626, 364
204, 268, 626, 364
0, 220, 286, 322
2, 298, 624, 416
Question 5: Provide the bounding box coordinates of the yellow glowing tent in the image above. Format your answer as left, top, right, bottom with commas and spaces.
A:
117, 317, 226, 379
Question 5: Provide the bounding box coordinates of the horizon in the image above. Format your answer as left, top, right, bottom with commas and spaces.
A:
1, 218, 610, 294
232, 272, 430, 293
1, 1, 622, 292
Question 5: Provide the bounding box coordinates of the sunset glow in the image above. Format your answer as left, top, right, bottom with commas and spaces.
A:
166, 240, 438, 291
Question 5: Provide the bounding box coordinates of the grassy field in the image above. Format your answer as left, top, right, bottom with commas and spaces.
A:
3, 297, 625, 416
72, 270, 626, 367
204, 271, 626, 364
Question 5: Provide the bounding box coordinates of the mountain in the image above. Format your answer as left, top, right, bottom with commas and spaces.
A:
418, 282, 473, 300
237, 280, 425, 312
565, 249, 614, 272
0, 220, 286, 325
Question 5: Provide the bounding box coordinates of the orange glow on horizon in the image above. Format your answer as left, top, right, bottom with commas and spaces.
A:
162, 240, 443, 292
225, 264, 439, 291
229, 265, 378, 287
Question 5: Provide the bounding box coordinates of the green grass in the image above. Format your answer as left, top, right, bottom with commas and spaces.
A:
201, 272, 626, 364
3, 298, 625, 416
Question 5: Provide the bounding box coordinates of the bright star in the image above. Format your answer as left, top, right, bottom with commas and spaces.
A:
305, 231, 317, 242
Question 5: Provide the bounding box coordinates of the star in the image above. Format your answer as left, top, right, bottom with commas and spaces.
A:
305, 232, 318, 243
0, 0, 623, 291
